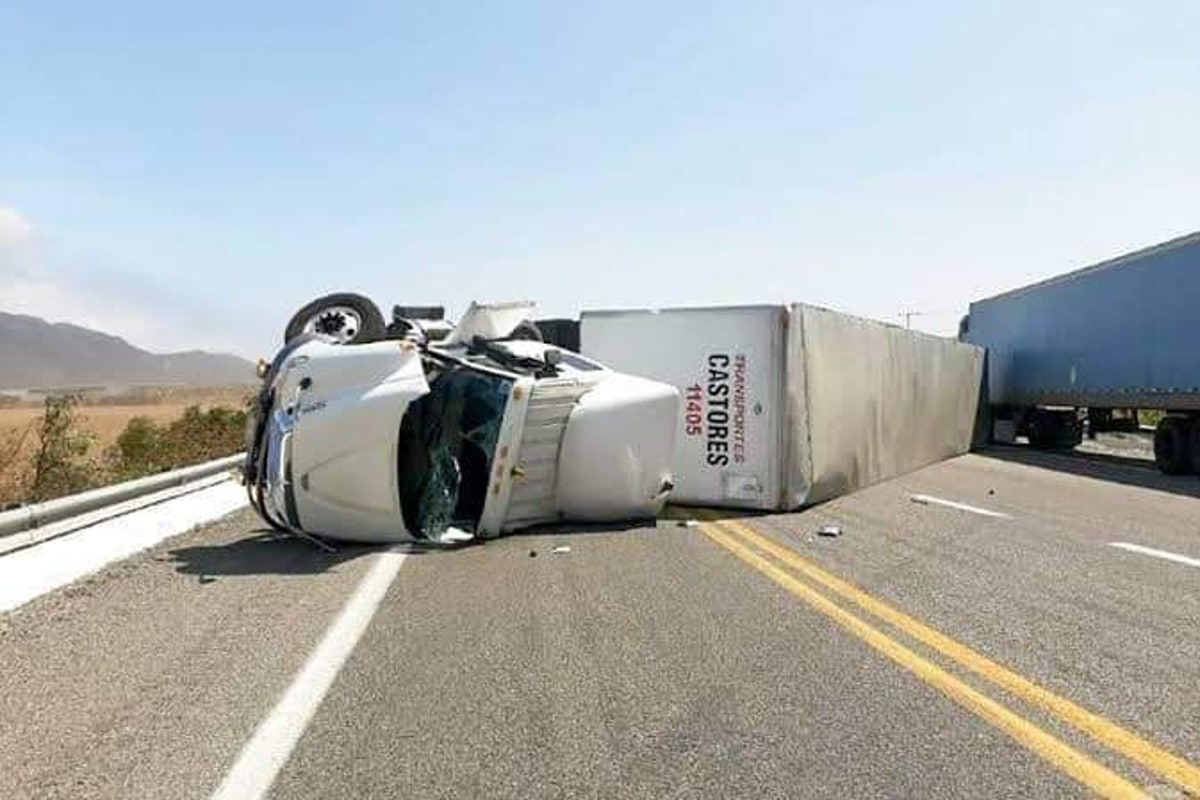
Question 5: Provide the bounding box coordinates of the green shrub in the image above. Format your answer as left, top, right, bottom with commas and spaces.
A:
108, 415, 164, 480
29, 395, 99, 502
1138, 409, 1164, 428
5, 399, 248, 505
106, 403, 247, 480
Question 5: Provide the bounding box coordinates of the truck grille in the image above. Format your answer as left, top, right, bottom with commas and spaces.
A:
502, 380, 590, 530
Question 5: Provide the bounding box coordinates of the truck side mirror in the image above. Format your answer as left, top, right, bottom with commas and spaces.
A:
535, 348, 563, 379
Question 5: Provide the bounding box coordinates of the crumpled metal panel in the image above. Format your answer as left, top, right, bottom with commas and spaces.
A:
786, 304, 984, 507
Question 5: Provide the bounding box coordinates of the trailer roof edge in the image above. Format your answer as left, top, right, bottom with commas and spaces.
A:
971, 229, 1200, 308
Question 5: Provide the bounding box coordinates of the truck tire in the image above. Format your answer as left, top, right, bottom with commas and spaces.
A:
1026, 415, 1055, 449
508, 320, 543, 341
1026, 410, 1080, 449
284, 293, 386, 345
1189, 419, 1200, 475
1153, 416, 1192, 475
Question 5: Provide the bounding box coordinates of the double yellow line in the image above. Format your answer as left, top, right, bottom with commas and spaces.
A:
698, 515, 1200, 800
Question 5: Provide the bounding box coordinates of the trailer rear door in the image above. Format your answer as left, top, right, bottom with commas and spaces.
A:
581, 306, 786, 510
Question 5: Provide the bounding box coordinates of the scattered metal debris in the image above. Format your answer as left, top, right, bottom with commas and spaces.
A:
817, 524, 842, 538
435, 526, 474, 545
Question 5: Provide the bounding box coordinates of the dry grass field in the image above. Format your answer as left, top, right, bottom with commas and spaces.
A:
2, 404, 194, 449
0, 387, 251, 507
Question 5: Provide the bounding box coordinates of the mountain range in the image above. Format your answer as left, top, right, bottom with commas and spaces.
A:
0, 311, 256, 390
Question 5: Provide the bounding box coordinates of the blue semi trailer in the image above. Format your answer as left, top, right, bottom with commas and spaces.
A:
960, 231, 1200, 475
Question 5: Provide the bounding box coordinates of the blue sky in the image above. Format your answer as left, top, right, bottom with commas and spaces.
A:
2, 1, 1197, 357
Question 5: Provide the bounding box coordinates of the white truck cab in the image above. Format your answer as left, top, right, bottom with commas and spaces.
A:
245, 302, 679, 545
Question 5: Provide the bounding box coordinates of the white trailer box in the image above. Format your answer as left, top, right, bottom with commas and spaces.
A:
580, 304, 984, 510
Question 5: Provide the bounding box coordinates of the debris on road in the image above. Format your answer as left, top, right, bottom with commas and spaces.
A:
817, 524, 842, 538
552, 545, 572, 554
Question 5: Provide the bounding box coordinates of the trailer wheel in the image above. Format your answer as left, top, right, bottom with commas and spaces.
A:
1189, 419, 1200, 475
508, 320, 543, 341
1026, 416, 1055, 449
1153, 416, 1192, 475
1026, 409, 1081, 450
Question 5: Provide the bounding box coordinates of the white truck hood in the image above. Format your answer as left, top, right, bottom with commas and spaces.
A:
272, 340, 431, 543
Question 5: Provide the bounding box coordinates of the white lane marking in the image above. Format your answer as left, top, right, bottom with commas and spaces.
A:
1108, 542, 1200, 568
210, 547, 407, 800
909, 494, 1011, 519
0, 479, 247, 614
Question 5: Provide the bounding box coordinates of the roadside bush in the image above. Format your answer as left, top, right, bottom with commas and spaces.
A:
0, 423, 36, 508
107, 416, 162, 480
1139, 409, 1164, 428
2, 399, 248, 506
106, 403, 247, 479
29, 395, 100, 502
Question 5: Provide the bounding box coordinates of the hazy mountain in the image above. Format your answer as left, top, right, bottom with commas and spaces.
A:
0, 311, 256, 389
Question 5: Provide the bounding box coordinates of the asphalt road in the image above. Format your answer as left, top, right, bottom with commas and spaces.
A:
2, 448, 1198, 799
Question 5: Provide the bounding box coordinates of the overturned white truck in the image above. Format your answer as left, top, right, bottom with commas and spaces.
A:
244, 299, 679, 545
582, 304, 985, 510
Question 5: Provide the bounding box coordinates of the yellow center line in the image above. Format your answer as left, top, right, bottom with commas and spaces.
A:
698, 522, 1149, 800
705, 513, 1200, 797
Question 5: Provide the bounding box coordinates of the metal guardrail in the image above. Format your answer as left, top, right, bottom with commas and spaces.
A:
0, 454, 244, 540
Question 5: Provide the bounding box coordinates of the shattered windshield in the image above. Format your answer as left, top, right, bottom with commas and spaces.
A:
396, 362, 513, 539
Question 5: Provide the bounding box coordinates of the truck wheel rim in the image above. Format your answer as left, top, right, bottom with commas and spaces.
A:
304, 306, 362, 343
